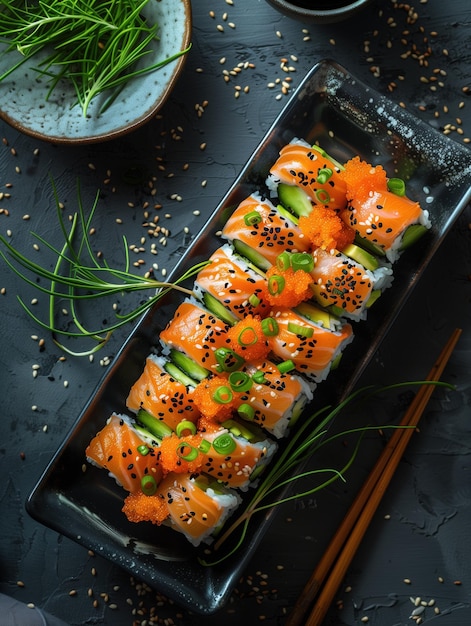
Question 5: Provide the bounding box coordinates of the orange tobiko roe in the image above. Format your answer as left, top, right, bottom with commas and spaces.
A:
197, 414, 226, 434
158, 433, 205, 474
122, 491, 169, 525
192, 376, 239, 422
340, 156, 388, 202
263, 265, 313, 308
227, 314, 271, 361
298, 206, 355, 252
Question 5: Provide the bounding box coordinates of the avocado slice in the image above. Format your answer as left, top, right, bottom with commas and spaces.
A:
276, 202, 299, 225
221, 418, 264, 443
342, 243, 379, 271
365, 289, 382, 309
294, 301, 334, 329
400, 224, 428, 250
354, 233, 386, 257
311, 144, 345, 171
277, 183, 313, 218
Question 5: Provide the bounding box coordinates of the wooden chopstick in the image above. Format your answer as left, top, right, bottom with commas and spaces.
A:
286, 327, 462, 626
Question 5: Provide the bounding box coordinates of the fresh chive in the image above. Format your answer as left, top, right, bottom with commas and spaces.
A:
0, 179, 207, 356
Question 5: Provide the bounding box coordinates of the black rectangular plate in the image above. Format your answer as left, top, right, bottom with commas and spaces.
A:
26, 59, 471, 615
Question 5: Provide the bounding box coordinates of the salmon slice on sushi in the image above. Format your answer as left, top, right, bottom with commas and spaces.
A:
126, 354, 200, 433
123, 473, 241, 547
157, 426, 277, 491
193, 244, 270, 323
310, 246, 393, 321
266, 139, 348, 213
159, 299, 233, 375
339, 156, 431, 262
221, 192, 309, 268
267, 305, 354, 382
86, 413, 163, 493
238, 359, 314, 439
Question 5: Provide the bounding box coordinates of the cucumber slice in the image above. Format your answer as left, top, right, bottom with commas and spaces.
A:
342, 243, 379, 271
400, 224, 428, 250
277, 183, 313, 218
133, 424, 161, 448
136, 409, 173, 439
164, 361, 199, 388
232, 239, 271, 271
295, 301, 333, 329
169, 348, 210, 382
202, 291, 238, 326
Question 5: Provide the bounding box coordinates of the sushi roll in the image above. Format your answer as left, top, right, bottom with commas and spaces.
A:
267, 305, 354, 382
309, 246, 393, 322
193, 244, 270, 323
86, 413, 163, 493
154, 473, 242, 546
339, 156, 431, 262
159, 299, 233, 375
266, 139, 348, 213
126, 354, 200, 432
157, 427, 278, 490
221, 192, 309, 268
238, 359, 314, 439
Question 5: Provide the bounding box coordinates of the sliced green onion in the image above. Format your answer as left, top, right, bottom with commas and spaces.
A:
199, 439, 211, 454
252, 371, 267, 384
387, 177, 406, 196
291, 252, 314, 273
215, 347, 245, 372
268, 274, 285, 296
316, 167, 333, 184
176, 420, 197, 437
237, 403, 255, 421
212, 433, 237, 455
244, 210, 262, 226
137, 444, 150, 456
141, 475, 157, 496
276, 251, 291, 271
278, 359, 295, 374
229, 371, 253, 393
213, 385, 234, 404
176, 442, 199, 462
287, 321, 314, 338
261, 317, 279, 336
315, 189, 331, 204
248, 293, 261, 307
237, 326, 258, 346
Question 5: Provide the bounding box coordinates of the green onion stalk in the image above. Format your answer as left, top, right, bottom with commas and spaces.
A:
0, 181, 206, 356
0, 0, 191, 116
200, 379, 454, 566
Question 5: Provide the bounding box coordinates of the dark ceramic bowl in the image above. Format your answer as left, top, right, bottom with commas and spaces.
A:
265, 0, 374, 23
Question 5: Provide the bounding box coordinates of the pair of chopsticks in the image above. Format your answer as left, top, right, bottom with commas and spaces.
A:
286, 327, 462, 626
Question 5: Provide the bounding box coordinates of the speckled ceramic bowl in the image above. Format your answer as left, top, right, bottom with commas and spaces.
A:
265, 0, 374, 23
0, 0, 192, 144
